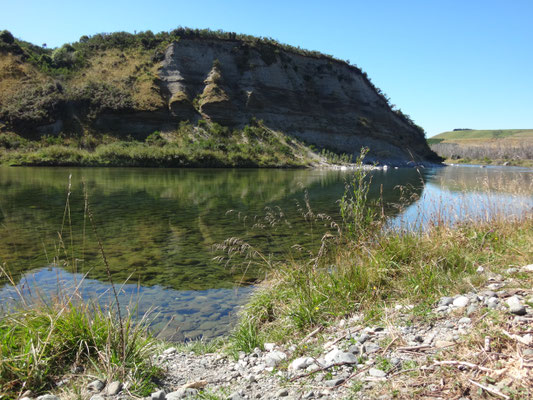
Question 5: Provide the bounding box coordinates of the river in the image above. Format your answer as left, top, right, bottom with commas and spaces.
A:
0, 165, 531, 340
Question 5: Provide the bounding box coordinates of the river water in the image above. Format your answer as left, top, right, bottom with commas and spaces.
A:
0, 165, 531, 340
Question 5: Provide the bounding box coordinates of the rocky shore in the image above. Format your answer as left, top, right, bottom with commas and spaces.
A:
27, 264, 532, 400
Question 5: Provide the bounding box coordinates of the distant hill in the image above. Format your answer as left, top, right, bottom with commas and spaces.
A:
429, 129, 533, 143
427, 129, 533, 166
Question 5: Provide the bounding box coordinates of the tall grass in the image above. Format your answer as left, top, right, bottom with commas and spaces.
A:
225, 155, 533, 348
0, 181, 162, 399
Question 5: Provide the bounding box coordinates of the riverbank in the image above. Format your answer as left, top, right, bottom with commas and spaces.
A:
3, 216, 531, 399
444, 158, 533, 168
1, 170, 531, 398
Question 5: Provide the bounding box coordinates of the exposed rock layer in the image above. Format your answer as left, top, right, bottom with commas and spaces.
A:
158, 39, 437, 164
1, 37, 440, 164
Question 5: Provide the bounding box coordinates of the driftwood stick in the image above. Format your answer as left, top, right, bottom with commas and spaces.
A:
468, 379, 510, 400
299, 326, 323, 344
433, 360, 493, 373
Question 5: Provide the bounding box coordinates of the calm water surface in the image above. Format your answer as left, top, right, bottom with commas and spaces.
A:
0, 165, 531, 340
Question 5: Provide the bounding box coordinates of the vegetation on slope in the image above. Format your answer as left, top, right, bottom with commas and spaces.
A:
0, 120, 318, 167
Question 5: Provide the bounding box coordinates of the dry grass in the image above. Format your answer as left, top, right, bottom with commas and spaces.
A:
69, 48, 164, 111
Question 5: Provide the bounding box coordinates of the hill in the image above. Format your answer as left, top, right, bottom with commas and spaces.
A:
428, 129, 533, 166
0, 29, 440, 167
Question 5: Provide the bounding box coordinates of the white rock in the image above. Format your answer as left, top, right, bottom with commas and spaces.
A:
453, 296, 469, 308
507, 296, 527, 315
476, 266, 485, 273
289, 357, 314, 371
522, 264, 533, 272
263, 343, 276, 351
163, 347, 177, 355
324, 349, 358, 365
37, 396, 60, 400
368, 368, 387, 378
151, 390, 166, 400
264, 350, 287, 367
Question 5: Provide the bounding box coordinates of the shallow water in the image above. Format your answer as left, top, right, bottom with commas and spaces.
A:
0, 165, 531, 340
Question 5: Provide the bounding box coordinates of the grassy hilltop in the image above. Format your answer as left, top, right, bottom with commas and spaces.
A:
428, 129, 533, 166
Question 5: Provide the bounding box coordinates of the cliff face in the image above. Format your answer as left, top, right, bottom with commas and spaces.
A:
158, 39, 436, 163
0, 34, 440, 164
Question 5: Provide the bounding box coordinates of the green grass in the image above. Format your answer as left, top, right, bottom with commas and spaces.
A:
431, 129, 533, 141
227, 153, 533, 349
0, 121, 318, 167
0, 279, 162, 399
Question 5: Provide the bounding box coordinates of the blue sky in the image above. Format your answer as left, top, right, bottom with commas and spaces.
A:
2, 0, 532, 136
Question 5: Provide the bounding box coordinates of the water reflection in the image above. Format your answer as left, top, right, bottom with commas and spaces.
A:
0, 165, 531, 339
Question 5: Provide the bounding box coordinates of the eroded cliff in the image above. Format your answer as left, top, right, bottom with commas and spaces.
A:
0, 30, 440, 165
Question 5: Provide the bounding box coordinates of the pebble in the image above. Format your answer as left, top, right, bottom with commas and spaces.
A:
87, 379, 105, 392
289, 357, 314, 371
368, 368, 387, 378
522, 264, 533, 272
453, 296, 469, 308
458, 317, 471, 325
37, 396, 60, 400
324, 378, 345, 387
106, 381, 123, 396
438, 297, 454, 306
363, 343, 380, 354
487, 297, 500, 309
166, 388, 198, 399
152, 390, 167, 400
264, 351, 287, 367
90, 396, 106, 400
163, 347, 177, 355
507, 296, 527, 315
275, 388, 289, 397
324, 349, 358, 365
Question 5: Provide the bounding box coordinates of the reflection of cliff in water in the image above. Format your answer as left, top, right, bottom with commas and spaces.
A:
0, 167, 424, 290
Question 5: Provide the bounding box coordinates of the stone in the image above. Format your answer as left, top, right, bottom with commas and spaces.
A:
302, 391, 315, 399
458, 317, 471, 325
167, 389, 198, 399
438, 297, 454, 306
264, 350, 287, 367
264, 343, 276, 351
506, 268, 518, 274
507, 296, 527, 315
89, 396, 105, 400
87, 379, 105, 392
324, 378, 345, 387
357, 333, 371, 343
106, 381, 123, 396
363, 342, 381, 354
37, 396, 60, 400
275, 388, 289, 397
523, 348, 533, 357
487, 297, 500, 309
452, 296, 469, 308
522, 264, 533, 272
466, 304, 478, 316
289, 357, 314, 371
368, 368, 387, 378
163, 347, 177, 355
324, 349, 358, 365
227, 392, 245, 400
152, 390, 166, 400
476, 266, 485, 273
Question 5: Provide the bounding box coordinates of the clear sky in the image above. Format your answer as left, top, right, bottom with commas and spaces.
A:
2, 0, 532, 136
